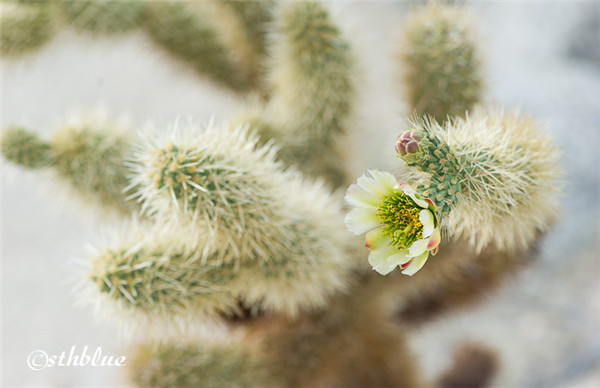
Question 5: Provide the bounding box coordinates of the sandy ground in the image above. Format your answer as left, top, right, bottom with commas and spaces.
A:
2, 1, 599, 387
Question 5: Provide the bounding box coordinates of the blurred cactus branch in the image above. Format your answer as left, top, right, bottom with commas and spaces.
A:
235, 1, 355, 188
1, 0, 274, 94
128, 341, 273, 388
1, 121, 137, 215
398, 3, 483, 122
0, 0, 59, 57
143, 1, 249, 92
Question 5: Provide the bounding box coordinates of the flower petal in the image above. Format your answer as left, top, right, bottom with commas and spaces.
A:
368, 245, 398, 275
398, 183, 414, 196
345, 184, 380, 209
419, 209, 435, 238
426, 227, 441, 250
407, 237, 429, 257
344, 207, 381, 235
403, 187, 429, 208
424, 198, 436, 208
401, 251, 429, 276
365, 228, 388, 250
358, 170, 397, 197
387, 250, 412, 268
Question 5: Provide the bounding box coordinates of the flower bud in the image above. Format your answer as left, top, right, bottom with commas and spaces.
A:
395, 131, 421, 156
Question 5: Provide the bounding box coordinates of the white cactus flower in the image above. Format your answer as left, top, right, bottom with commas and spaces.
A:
345, 170, 441, 276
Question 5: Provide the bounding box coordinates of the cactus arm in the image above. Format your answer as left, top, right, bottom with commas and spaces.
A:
143, 1, 250, 92
264, 1, 355, 187
1, 120, 138, 215
399, 3, 483, 121
0, 0, 59, 57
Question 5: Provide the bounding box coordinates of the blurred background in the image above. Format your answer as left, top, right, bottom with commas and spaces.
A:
2, 1, 599, 387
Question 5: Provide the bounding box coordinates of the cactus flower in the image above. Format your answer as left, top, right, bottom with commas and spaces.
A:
345, 170, 440, 276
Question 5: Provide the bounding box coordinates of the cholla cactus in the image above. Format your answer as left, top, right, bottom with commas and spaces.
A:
128, 123, 281, 232
143, 0, 273, 92
267, 1, 354, 145
0, 0, 272, 94
60, 0, 146, 35
0, 0, 58, 56
399, 3, 483, 121
50, 117, 136, 213
377, 238, 537, 325
2, 1, 563, 387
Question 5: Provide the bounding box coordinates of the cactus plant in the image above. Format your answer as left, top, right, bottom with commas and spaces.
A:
2, 1, 563, 387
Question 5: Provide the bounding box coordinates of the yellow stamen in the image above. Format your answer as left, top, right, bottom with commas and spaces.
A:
376, 190, 423, 250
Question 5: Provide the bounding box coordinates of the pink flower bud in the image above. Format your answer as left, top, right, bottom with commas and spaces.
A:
395, 131, 421, 156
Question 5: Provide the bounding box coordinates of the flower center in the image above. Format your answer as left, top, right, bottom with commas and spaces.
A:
376, 190, 423, 250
